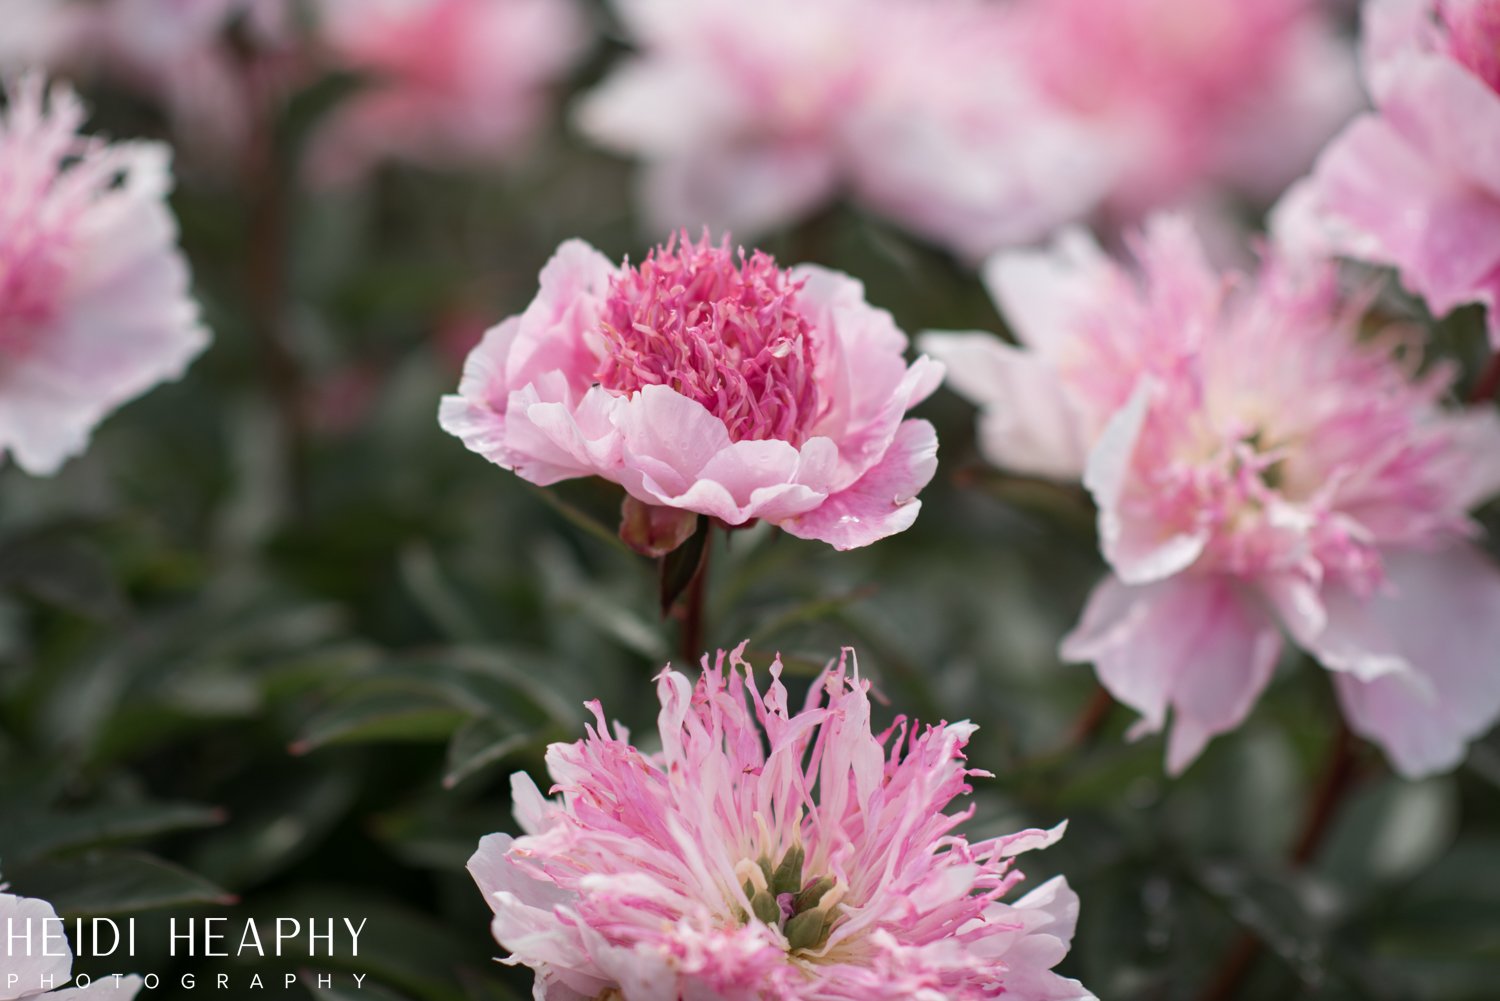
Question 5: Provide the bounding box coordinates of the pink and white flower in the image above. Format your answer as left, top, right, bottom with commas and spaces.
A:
575, 0, 1109, 260
307, 0, 588, 184
439, 233, 942, 551
1277, 0, 1500, 344
0, 885, 142, 998
0, 75, 208, 475
3, 0, 300, 165
468, 644, 1093, 1001
1008, 0, 1361, 220
923, 216, 1500, 777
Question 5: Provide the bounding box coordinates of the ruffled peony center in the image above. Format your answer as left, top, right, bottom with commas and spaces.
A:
733, 842, 845, 956
594, 233, 824, 444
1441, 0, 1500, 93
0, 224, 68, 358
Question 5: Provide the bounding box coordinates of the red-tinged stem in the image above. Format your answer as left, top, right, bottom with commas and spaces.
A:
1070, 685, 1116, 748
678, 537, 711, 665
238, 36, 308, 513
1471, 352, 1500, 403
1196, 723, 1359, 1001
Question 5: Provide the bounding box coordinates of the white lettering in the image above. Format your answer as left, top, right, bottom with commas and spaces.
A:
170, 918, 194, 957
344, 918, 368, 957
275, 918, 300, 956
238, 919, 264, 957
203, 917, 227, 957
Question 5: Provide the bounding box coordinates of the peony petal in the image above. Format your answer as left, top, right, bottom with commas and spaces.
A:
1063, 574, 1282, 774
1331, 545, 1500, 777
0, 892, 72, 999
780, 419, 937, 550
1085, 382, 1209, 585
920, 331, 1091, 480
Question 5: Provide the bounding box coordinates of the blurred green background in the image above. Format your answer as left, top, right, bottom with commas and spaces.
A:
3, 4, 1500, 1000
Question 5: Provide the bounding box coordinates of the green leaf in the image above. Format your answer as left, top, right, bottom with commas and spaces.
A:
12, 851, 235, 916
0, 802, 226, 865
291, 692, 469, 755
443, 717, 535, 789
659, 517, 710, 615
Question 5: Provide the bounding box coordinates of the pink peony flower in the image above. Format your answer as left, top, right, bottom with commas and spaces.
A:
1276, 0, 1500, 344
923, 216, 1500, 777
575, 0, 1110, 260
1007, 0, 1361, 220
468, 644, 1093, 1001
306, 0, 588, 184
438, 233, 942, 551
0, 885, 142, 998
0, 75, 208, 475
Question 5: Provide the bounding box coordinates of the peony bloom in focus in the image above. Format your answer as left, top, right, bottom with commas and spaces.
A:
1007, 0, 1361, 220
0, 75, 208, 475
923, 216, 1500, 777
0, 884, 142, 998
468, 644, 1093, 1001
1277, 0, 1500, 344
439, 233, 942, 551
306, 0, 588, 184
575, 0, 1109, 260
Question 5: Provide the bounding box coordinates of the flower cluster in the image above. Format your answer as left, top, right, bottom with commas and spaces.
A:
926, 216, 1500, 776
577, 0, 1357, 259
307, 0, 589, 184
0, 74, 207, 475
1281, 0, 1500, 343
440, 232, 942, 551
469, 645, 1092, 1001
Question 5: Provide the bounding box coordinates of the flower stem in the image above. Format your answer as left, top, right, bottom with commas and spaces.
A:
1471, 351, 1500, 403
1196, 722, 1358, 1001
677, 532, 711, 665
238, 34, 308, 514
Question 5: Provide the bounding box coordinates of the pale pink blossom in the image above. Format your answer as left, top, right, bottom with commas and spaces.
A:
0, 886, 142, 999
468, 644, 1093, 1001
439, 233, 942, 551
0, 75, 208, 475
923, 216, 1500, 777
575, 0, 1109, 259
1008, 0, 1361, 220
1276, 0, 1500, 344
7, 0, 300, 164
307, 0, 588, 184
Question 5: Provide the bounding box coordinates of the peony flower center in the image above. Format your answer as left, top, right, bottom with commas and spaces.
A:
733, 844, 845, 956
0, 226, 67, 359
1442, 0, 1500, 93
594, 233, 824, 444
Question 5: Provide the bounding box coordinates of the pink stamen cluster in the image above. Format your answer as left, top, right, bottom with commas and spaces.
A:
595, 233, 825, 444
0, 77, 90, 358
468, 645, 1090, 1000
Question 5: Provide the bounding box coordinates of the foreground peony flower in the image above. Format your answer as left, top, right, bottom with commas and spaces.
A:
1277, 0, 1500, 344
1013, 0, 1359, 220
923, 216, 1500, 777
0, 75, 209, 475
468, 644, 1093, 1001
575, 0, 1109, 260
439, 233, 942, 551
0, 885, 142, 998
307, 0, 588, 184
